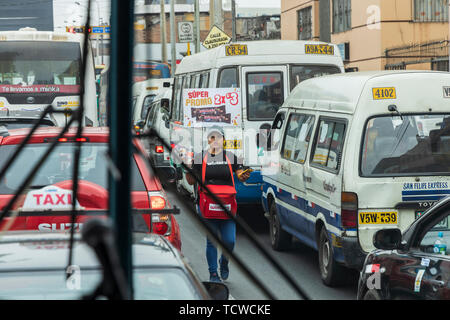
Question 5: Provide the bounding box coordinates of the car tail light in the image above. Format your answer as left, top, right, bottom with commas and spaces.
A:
148, 192, 171, 236
155, 145, 164, 153
152, 214, 171, 236
341, 192, 358, 228
150, 195, 166, 209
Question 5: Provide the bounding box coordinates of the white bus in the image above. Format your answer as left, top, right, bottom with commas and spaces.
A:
169, 40, 345, 205
0, 28, 98, 127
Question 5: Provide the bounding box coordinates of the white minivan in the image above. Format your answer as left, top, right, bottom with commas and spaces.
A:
261, 70, 450, 286
132, 78, 172, 127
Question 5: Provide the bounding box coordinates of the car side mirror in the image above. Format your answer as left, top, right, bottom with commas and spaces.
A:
202, 281, 229, 300
373, 228, 402, 250
154, 166, 178, 184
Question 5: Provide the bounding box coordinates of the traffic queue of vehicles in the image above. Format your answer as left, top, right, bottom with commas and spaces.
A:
125, 40, 450, 299
1, 28, 449, 300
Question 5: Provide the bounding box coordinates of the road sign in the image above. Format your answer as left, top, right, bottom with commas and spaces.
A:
202, 25, 231, 49
178, 21, 194, 43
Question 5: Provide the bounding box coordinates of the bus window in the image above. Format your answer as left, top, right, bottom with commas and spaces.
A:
289, 65, 341, 90
199, 72, 209, 88
0, 41, 81, 86
171, 76, 183, 121
246, 72, 283, 121
218, 67, 238, 88
193, 74, 200, 88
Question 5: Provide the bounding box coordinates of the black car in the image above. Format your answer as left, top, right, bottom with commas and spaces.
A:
0, 109, 56, 129
0, 229, 228, 300
358, 196, 450, 300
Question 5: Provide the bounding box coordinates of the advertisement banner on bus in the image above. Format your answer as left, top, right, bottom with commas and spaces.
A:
183, 88, 241, 128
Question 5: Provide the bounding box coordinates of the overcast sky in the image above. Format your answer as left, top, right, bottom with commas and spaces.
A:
54, 0, 281, 29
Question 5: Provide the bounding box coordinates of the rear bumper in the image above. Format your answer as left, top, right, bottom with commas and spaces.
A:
340, 236, 366, 270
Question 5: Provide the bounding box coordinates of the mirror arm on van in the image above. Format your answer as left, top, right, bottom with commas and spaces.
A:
388, 104, 403, 121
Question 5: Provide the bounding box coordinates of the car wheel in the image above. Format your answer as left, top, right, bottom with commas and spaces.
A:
269, 201, 291, 251
318, 226, 346, 287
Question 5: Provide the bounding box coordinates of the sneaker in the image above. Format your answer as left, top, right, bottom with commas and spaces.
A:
209, 272, 222, 283
219, 257, 229, 281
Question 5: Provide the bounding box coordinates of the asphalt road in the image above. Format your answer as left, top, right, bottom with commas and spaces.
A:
164, 184, 359, 300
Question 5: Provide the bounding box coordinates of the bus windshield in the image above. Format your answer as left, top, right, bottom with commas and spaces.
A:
290, 65, 341, 90
0, 41, 81, 88
361, 114, 450, 176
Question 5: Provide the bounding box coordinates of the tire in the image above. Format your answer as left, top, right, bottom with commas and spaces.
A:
269, 201, 291, 251
317, 226, 347, 287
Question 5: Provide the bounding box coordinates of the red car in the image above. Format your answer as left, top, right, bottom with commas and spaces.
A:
0, 127, 181, 251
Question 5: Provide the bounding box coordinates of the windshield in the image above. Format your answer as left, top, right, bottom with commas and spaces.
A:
361, 114, 450, 176
0, 41, 81, 89
290, 65, 341, 90
0, 143, 145, 194
0, 268, 201, 300
246, 72, 284, 121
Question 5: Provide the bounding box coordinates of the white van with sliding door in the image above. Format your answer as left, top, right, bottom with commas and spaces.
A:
261, 70, 450, 286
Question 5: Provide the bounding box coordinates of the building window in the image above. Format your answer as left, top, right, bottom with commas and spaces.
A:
432, 58, 449, 71
297, 6, 312, 40
414, 0, 449, 22
332, 0, 351, 33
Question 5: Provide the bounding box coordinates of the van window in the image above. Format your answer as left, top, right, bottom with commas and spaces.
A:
311, 119, 346, 171
199, 72, 209, 88
247, 72, 283, 121
171, 76, 183, 121
290, 65, 341, 90
282, 113, 315, 163
267, 111, 285, 151
218, 67, 238, 88
141, 94, 156, 119
361, 114, 450, 176
194, 74, 200, 88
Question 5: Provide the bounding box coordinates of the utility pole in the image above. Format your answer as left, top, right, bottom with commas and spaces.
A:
231, 0, 236, 42
214, 0, 224, 30
170, 0, 176, 75
194, 0, 200, 53
210, 0, 215, 28
160, 0, 167, 63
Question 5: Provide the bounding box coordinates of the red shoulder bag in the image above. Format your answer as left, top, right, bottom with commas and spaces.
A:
198, 153, 237, 219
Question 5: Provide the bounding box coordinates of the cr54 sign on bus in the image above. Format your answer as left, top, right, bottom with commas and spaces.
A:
183, 88, 241, 128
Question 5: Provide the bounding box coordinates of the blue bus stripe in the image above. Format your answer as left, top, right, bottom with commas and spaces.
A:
402, 190, 450, 195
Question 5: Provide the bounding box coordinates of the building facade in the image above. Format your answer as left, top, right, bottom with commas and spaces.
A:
281, 0, 449, 71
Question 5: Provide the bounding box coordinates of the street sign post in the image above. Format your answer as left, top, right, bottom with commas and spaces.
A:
202, 25, 231, 49
178, 21, 194, 43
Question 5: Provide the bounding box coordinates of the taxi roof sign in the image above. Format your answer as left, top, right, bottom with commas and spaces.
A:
202, 25, 231, 50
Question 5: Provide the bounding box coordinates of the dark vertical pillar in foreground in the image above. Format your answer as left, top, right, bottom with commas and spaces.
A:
108, 0, 134, 297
